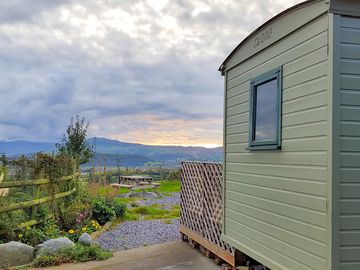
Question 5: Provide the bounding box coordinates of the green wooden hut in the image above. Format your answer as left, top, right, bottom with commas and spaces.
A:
219, 0, 360, 269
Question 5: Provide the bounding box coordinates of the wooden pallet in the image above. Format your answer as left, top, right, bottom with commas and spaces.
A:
180, 225, 236, 267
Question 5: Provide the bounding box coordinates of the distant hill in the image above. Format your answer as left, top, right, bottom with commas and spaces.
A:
0, 140, 55, 156
0, 137, 223, 167
88, 153, 155, 167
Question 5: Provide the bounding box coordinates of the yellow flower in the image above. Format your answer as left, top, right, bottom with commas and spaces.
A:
82, 227, 87, 232
68, 229, 75, 234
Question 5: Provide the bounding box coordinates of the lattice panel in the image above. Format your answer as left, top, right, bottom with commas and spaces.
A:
180, 161, 235, 255
180, 162, 204, 234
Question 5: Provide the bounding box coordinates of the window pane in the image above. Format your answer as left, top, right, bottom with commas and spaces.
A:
254, 78, 277, 141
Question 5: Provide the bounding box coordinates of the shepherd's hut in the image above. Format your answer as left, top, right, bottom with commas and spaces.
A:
219, 0, 360, 269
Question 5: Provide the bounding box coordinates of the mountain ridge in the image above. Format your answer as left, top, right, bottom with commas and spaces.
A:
0, 137, 223, 166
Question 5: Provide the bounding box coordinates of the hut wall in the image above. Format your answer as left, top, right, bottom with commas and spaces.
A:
222, 13, 330, 270
336, 14, 360, 270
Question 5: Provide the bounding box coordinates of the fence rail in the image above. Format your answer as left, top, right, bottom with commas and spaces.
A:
0, 172, 78, 233
180, 161, 235, 265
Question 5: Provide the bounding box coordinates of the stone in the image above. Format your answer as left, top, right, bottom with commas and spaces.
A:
35, 237, 74, 257
0, 241, 34, 268
78, 233, 92, 246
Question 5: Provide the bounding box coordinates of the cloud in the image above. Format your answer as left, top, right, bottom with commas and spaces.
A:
0, 0, 303, 146
0, 0, 71, 24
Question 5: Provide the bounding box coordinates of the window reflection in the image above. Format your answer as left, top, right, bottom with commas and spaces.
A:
254, 79, 277, 141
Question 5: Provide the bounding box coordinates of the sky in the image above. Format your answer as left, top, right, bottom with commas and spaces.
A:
0, 0, 303, 147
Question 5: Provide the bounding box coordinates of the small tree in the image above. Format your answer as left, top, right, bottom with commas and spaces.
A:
0, 154, 7, 167
56, 116, 94, 170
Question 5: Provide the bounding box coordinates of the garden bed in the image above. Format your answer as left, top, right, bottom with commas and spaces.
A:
0, 164, 180, 269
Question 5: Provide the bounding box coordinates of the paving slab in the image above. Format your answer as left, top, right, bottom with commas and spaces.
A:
43, 241, 221, 270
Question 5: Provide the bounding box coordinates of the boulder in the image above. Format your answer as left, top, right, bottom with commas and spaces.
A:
78, 233, 92, 246
35, 237, 74, 257
0, 241, 34, 268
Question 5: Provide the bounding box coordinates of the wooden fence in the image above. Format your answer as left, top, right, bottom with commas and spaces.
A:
0, 172, 78, 232
180, 161, 235, 266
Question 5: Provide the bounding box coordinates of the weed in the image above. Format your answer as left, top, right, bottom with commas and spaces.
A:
128, 205, 180, 220
130, 202, 140, 207
162, 219, 174, 224
115, 197, 142, 204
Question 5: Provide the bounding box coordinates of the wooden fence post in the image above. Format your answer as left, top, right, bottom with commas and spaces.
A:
31, 185, 41, 220
0, 172, 9, 197
0, 174, 76, 234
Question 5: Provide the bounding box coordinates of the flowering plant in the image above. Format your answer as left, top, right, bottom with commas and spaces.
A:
65, 219, 102, 241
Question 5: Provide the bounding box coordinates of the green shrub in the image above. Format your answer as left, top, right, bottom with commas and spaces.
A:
18, 226, 47, 246
65, 219, 101, 241
91, 197, 126, 224
16, 218, 62, 246
33, 254, 71, 267
91, 198, 116, 224
32, 243, 112, 267
0, 210, 29, 242
110, 200, 126, 218
59, 203, 91, 230
41, 219, 62, 239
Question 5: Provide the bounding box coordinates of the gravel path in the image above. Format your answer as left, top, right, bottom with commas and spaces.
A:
96, 192, 181, 251
138, 192, 180, 206
96, 219, 180, 251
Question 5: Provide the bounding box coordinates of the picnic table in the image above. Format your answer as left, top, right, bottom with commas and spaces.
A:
118, 175, 153, 185
110, 175, 159, 191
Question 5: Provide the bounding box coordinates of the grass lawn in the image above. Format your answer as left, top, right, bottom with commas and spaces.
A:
116, 180, 181, 195
111, 204, 180, 228
131, 204, 180, 220
110, 180, 180, 227
115, 196, 142, 204
156, 180, 181, 193
108, 180, 181, 228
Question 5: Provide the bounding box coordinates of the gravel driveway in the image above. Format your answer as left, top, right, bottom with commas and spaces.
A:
138, 192, 180, 207
96, 219, 180, 251
96, 192, 181, 251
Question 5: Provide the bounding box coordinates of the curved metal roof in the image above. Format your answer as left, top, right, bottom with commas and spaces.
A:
218, 0, 321, 73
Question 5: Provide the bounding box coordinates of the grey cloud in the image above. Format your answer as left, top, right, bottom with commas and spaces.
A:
0, 0, 71, 24
0, 0, 303, 144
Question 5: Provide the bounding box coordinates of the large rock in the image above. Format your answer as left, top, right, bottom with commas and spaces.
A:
78, 233, 92, 246
35, 237, 74, 257
0, 241, 34, 268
